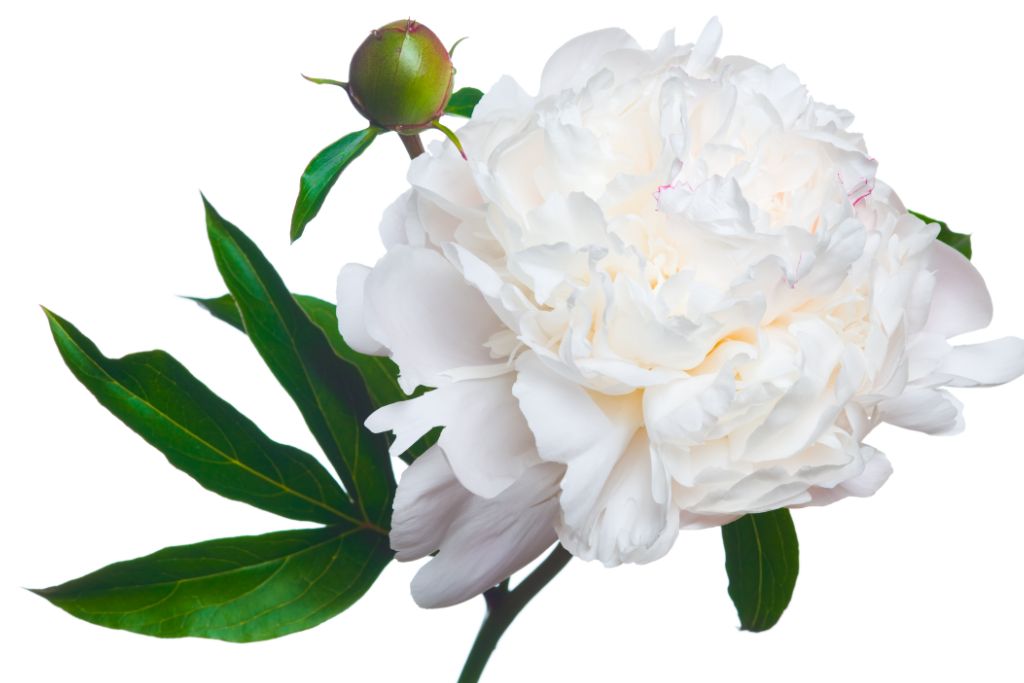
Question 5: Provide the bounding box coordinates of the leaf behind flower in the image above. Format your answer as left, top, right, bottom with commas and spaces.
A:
189, 293, 440, 464
445, 87, 483, 118
721, 509, 799, 632
204, 198, 396, 524
910, 210, 972, 260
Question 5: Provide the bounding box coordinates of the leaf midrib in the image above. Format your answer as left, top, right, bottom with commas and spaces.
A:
60, 528, 358, 599
212, 227, 369, 520
50, 314, 371, 530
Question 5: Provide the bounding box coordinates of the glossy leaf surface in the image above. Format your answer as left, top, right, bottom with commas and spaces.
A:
291, 127, 379, 242
721, 509, 799, 632
43, 309, 356, 525
205, 198, 394, 523
34, 525, 392, 642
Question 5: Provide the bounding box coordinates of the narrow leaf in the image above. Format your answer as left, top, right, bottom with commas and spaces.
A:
43, 308, 357, 526
721, 509, 799, 632
33, 524, 392, 642
444, 87, 483, 118
291, 127, 380, 242
189, 293, 439, 463
910, 210, 972, 260
203, 198, 395, 523
301, 74, 347, 88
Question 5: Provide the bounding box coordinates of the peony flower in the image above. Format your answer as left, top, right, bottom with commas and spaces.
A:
337, 18, 1024, 608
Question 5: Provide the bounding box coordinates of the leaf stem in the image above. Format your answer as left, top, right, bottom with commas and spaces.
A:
400, 133, 425, 159
457, 545, 572, 683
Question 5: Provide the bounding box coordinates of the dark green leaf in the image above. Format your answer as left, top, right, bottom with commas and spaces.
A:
721, 509, 799, 632
204, 198, 395, 524
189, 293, 439, 464
444, 87, 483, 118
33, 524, 392, 642
291, 127, 380, 242
42, 308, 357, 526
910, 210, 972, 260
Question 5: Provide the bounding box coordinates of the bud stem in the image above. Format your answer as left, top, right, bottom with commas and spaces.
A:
400, 133, 425, 160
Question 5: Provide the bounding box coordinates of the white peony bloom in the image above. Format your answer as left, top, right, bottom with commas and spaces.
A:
338, 19, 1024, 608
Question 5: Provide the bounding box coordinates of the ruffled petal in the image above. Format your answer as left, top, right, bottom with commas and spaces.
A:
515, 352, 674, 564
539, 29, 640, 97
336, 264, 385, 356
556, 431, 680, 566
362, 245, 503, 391
405, 460, 563, 608
801, 445, 893, 506
367, 375, 538, 498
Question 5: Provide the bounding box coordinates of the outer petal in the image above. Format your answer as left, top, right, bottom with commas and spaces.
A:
801, 445, 893, 507
935, 337, 1024, 388
367, 376, 538, 498
539, 29, 640, 97
390, 445, 471, 561
401, 457, 563, 608
362, 245, 504, 391
878, 388, 964, 435
687, 17, 723, 76
923, 241, 993, 338
336, 263, 385, 356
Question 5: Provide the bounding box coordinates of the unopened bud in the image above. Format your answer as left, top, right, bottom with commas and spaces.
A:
348, 20, 455, 134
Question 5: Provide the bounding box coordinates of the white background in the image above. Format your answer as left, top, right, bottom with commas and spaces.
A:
3, 1, 1023, 681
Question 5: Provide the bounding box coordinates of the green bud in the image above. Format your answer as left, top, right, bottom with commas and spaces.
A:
348, 20, 455, 134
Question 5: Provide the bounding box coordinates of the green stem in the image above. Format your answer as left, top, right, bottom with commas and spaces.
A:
457, 545, 572, 683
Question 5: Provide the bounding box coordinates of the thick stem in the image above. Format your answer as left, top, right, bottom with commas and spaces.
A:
400, 133, 425, 159
457, 545, 572, 683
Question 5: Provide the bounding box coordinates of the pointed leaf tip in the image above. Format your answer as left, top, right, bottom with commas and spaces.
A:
32, 526, 392, 641
205, 209, 396, 522
302, 74, 348, 88
290, 127, 380, 242
43, 310, 358, 525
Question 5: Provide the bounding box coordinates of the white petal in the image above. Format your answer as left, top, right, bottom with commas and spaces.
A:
688, 17, 723, 75
367, 376, 537, 498
472, 75, 534, 120
408, 463, 562, 608
801, 445, 893, 506
363, 246, 503, 391
378, 189, 425, 249
336, 263, 385, 356
514, 352, 643, 529
923, 241, 993, 338
557, 431, 680, 566
515, 352, 675, 564
390, 446, 471, 561
539, 29, 640, 97
878, 388, 964, 435
936, 337, 1024, 387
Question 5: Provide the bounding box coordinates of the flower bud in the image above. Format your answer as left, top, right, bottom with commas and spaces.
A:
348, 20, 455, 134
